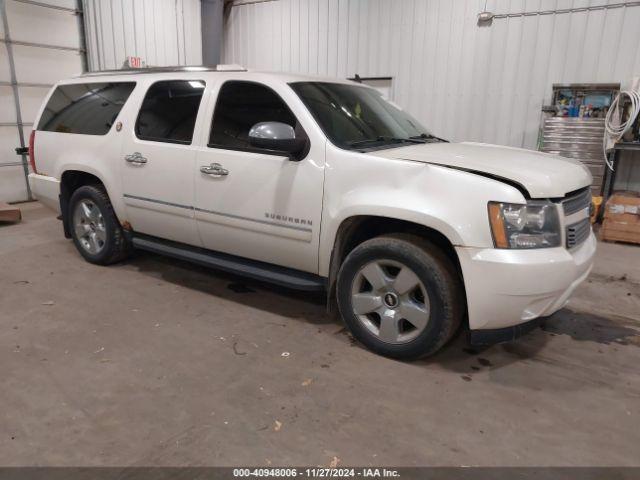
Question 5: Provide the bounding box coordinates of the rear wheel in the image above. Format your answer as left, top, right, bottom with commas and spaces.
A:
69, 185, 130, 265
337, 234, 464, 359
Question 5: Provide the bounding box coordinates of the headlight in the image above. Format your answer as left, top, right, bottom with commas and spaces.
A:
488, 201, 561, 249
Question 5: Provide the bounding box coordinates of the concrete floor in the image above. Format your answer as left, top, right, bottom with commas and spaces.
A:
1, 202, 639, 467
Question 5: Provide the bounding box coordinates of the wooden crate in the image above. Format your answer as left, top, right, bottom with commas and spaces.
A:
0, 202, 22, 223
602, 193, 640, 245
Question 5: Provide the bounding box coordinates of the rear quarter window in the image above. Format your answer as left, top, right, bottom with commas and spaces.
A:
37, 82, 136, 135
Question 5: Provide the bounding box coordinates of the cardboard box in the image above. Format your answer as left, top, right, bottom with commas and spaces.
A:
602, 193, 640, 245
591, 196, 602, 224
0, 202, 22, 223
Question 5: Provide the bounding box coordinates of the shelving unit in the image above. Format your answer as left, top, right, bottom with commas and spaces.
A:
538, 83, 619, 194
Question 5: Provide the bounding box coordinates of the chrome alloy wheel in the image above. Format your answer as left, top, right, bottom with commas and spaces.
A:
73, 199, 106, 255
350, 259, 430, 344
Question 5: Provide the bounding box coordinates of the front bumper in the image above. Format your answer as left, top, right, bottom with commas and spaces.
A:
28, 173, 60, 213
456, 232, 596, 331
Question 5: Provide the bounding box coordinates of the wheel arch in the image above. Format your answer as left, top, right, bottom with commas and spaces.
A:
325, 215, 465, 311
59, 170, 109, 238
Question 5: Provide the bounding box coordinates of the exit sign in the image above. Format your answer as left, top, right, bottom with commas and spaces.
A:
126, 56, 143, 68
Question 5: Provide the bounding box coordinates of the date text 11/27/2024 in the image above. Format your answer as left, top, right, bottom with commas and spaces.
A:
232, 468, 400, 478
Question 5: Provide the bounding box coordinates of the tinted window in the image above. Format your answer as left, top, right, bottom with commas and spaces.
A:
209, 81, 303, 150
135, 80, 205, 144
38, 82, 135, 135
290, 82, 437, 150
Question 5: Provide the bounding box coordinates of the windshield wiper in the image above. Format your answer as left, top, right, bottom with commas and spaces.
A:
347, 136, 425, 148
409, 133, 448, 143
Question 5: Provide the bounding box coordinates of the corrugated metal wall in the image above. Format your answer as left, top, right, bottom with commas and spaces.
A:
83, 0, 202, 71
222, 0, 640, 150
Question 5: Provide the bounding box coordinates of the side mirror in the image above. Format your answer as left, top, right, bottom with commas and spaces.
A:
248, 121, 307, 159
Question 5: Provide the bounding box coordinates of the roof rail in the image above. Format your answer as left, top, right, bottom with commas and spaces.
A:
79, 65, 247, 77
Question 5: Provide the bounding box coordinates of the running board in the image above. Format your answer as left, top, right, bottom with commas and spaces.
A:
131, 235, 326, 292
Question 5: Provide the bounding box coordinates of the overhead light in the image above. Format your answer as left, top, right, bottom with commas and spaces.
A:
189, 81, 205, 89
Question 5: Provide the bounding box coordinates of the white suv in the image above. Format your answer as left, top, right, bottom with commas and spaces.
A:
28, 66, 596, 359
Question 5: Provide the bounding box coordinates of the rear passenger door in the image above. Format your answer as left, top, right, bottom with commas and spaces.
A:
120, 79, 206, 246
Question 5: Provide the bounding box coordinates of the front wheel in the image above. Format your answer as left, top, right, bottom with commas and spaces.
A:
336, 234, 464, 359
68, 185, 130, 265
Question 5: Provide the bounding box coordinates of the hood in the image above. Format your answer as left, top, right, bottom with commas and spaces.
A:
370, 141, 593, 198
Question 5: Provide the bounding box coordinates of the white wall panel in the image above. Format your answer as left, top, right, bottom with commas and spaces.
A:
34, 0, 76, 8
0, 85, 17, 123
6, 0, 80, 48
1, 0, 84, 202
11, 44, 82, 84
0, 164, 28, 201
0, 41, 9, 81
222, 0, 640, 149
0, 124, 26, 206
16, 86, 49, 123
0, 127, 18, 163
83, 0, 202, 71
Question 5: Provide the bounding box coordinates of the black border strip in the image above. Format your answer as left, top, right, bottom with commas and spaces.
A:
0, 467, 638, 480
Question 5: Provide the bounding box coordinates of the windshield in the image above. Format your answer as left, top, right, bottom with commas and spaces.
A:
289, 81, 443, 151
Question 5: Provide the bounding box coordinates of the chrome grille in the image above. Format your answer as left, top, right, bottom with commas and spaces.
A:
566, 218, 591, 249
562, 188, 592, 216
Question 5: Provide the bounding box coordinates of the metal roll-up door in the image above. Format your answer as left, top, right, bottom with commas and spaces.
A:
0, 0, 86, 203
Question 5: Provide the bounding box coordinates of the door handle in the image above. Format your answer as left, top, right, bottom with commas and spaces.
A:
124, 152, 148, 164
200, 163, 229, 176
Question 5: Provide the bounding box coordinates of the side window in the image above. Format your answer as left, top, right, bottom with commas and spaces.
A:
209, 81, 303, 150
37, 82, 135, 135
135, 80, 205, 144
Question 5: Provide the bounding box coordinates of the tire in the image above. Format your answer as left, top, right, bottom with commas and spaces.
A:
336, 234, 464, 359
68, 184, 130, 265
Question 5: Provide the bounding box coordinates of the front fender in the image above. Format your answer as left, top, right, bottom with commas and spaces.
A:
318, 149, 526, 276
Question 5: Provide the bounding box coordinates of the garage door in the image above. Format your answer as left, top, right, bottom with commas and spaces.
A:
0, 0, 85, 203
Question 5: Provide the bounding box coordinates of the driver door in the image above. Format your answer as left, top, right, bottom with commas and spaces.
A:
193, 80, 325, 274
